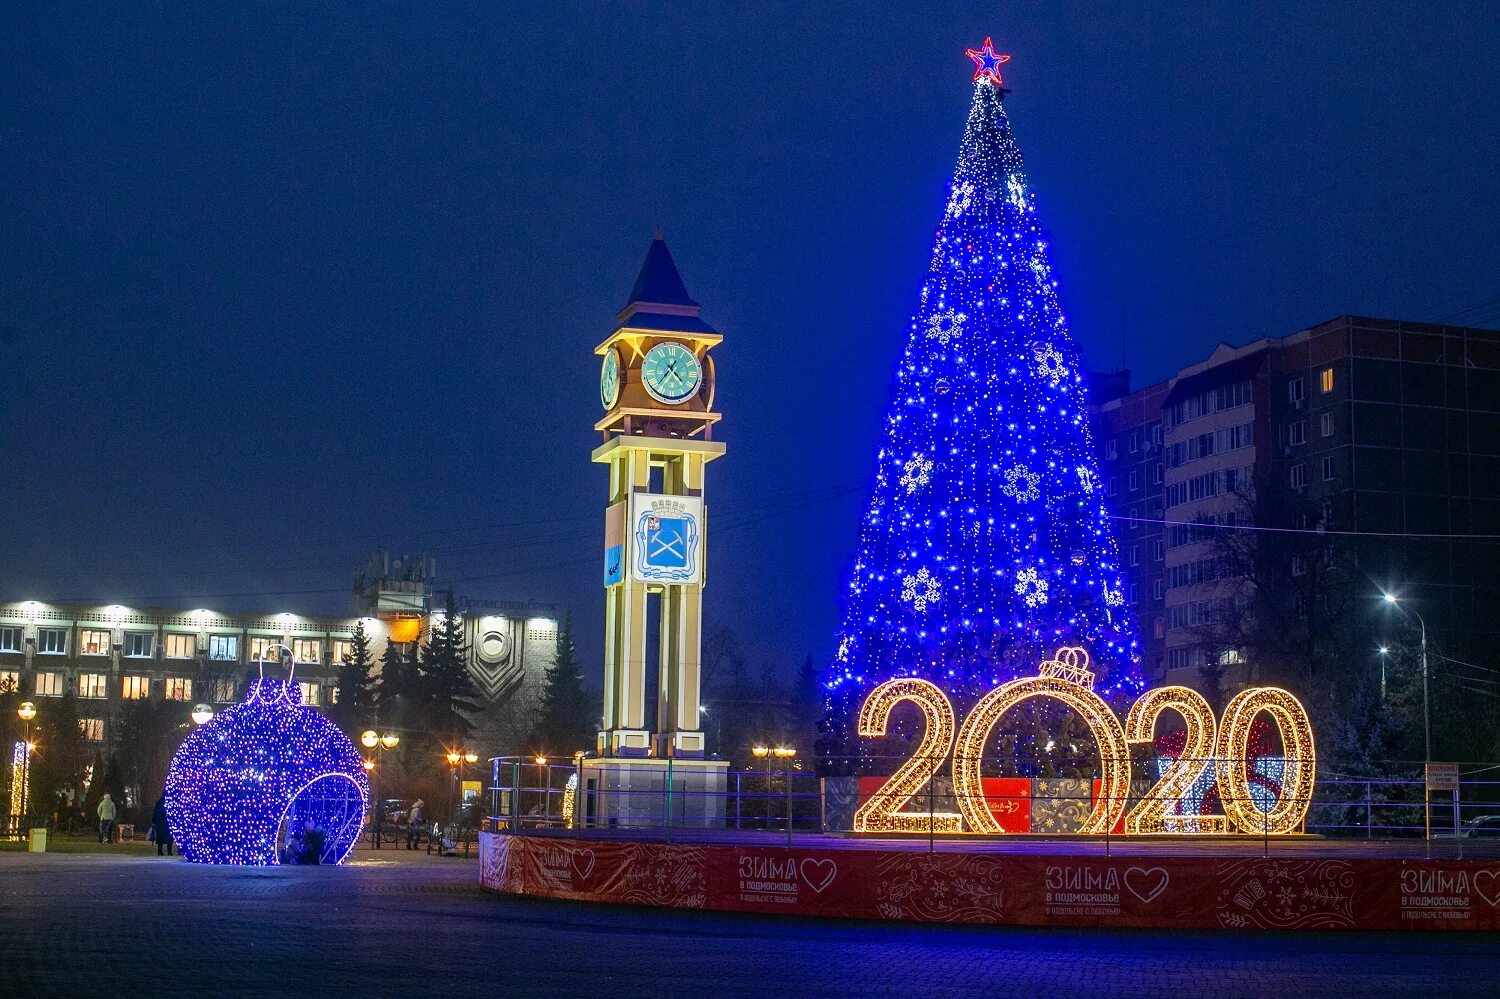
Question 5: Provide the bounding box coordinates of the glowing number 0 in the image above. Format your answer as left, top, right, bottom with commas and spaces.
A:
1123, 686, 1228, 835
852, 678, 964, 833
952, 668, 1131, 836
1215, 686, 1317, 836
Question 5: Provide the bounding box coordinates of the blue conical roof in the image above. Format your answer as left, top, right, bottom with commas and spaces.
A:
624, 236, 698, 310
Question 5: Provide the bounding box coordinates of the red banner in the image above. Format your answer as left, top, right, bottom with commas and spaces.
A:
480, 833, 1500, 932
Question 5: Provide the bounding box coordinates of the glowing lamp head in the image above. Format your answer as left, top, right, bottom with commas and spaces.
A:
17, 701, 37, 722
362, 759, 375, 772
751, 746, 770, 758
464, 752, 478, 764
380, 733, 399, 750
360, 730, 379, 748
190, 704, 215, 726
1382, 592, 1399, 605
773, 746, 796, 759
533, 755, 548, 766
446, 751, 461, 766
1378, 645, 1390, 655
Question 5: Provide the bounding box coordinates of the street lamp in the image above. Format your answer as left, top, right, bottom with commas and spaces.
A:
360, 729, 399, 849
1377, 646, 1390, 703
191, 703, 215, 726
14, 702, 37, 825
1381, 591, 1430, 764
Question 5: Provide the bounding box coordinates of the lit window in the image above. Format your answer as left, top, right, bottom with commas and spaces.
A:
209, 635, 239, 661
331, 640, 353, 663
79, 718, 104, 742
1320, 412, 1333, 437
124, 632, 154, 658
79, 629, 111, 656
1290, 464, 1307, 489
0, 670, 19, 692
77, 673, 108, 699
212, 678, 238, 703
328, 686, 340, 704
121, 675, 151, 700
164, 634, 195, 659
0, 627, 20, 653
1288, 377, 1305, 403
1320, 367, 1334, 393
249, 637, 279, 662
34, 671, 64, 697
292, 638, 322, 664
36, 629, 66, 655
1322, 456, 1336, 481
298, 681, 321, 706
163, 677, 193, 701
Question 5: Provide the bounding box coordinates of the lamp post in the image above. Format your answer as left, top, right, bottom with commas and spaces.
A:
360, 729, 400, 849
1376, 646, 1389, 704
15, 701, 37, 826
773, 746, 797, 840
751, 745, 770, 829
1381, 592, 1430, 764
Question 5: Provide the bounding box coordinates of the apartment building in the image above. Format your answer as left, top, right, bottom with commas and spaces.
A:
1094, 316, 1500, 687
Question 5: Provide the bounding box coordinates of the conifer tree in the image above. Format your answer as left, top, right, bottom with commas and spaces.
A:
419, 590, 481, 743
825, 44, 1144, 754
330, 619, 378, 736
536, 612, 593, 755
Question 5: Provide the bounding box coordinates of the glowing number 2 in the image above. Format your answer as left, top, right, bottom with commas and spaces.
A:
852, 678, 964, 834
1215, 686, 1317, 836
1123, 686, 1228, 835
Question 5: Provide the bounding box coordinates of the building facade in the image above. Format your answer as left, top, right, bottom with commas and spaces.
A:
1095, 315, 1500, 688
0, 575, 559, 756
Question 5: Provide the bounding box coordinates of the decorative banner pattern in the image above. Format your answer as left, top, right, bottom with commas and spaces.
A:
480, 833, 1500, 932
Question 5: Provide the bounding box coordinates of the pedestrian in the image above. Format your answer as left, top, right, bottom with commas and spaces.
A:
97, 793, 117, 844
151, 794, 175, 856
407, 798, 425, 849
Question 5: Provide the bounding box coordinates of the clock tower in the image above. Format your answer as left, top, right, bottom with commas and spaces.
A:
592, 234, 726, 776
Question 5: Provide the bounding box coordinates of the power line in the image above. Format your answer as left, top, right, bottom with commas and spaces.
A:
1109, 514, 1500, 543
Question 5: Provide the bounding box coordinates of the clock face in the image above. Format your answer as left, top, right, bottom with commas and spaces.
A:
641, 342, 702, 405
600, 348, 621, 410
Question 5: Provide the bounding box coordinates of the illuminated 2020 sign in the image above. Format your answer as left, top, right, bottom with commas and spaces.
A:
853, 648, 1317, 837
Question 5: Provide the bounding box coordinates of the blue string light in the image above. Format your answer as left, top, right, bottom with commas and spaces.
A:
165, 676, 369, 866
827, 57, 1145, 750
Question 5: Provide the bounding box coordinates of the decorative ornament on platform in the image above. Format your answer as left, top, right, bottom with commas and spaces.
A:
164, 650, 369, 866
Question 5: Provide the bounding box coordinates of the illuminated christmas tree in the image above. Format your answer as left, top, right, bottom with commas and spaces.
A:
825, 41, 1144, 754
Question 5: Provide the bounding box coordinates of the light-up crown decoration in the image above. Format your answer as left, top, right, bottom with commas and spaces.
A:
1039, 646, 1095, 689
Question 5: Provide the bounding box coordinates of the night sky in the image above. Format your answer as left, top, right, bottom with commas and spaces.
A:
2, 4, 1497, 680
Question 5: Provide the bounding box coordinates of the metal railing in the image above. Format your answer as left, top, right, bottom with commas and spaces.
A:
485, 755, 1500, 856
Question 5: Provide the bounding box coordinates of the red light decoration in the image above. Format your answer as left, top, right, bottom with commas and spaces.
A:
964, 37, 1011, 84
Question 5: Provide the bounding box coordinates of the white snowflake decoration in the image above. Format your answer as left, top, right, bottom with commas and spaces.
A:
1002, 465, 1041, 503
1075, 466, 1098, 495
1032, 345, 1068, 388
947, 180, 976, 218
901, 567, 942, 613
925, 309, 967, 346
1014, 567, 1049, 608
836, 635, 854, 661
1103, 581, 1124, 607
899, 453, 933, 495
1006, 173, 1027, 210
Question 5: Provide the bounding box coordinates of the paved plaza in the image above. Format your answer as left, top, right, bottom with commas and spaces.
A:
1, 850, 1497, 998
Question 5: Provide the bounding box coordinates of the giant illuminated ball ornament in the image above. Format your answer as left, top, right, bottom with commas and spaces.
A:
165, 658, 369, 866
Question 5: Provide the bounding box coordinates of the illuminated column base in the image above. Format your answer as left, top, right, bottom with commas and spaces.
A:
580, 757, 729, 829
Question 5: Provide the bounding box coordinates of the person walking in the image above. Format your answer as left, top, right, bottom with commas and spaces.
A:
97, 793, 117, 844
151, 794, 174, 856
406, 798, 425, 850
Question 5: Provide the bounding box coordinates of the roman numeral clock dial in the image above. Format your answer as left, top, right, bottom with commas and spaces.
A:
641, 341, 702, 405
